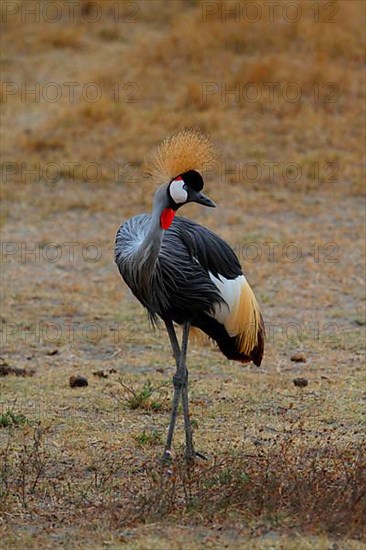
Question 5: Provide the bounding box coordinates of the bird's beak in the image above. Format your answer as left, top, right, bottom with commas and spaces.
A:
194, 192, 216, 208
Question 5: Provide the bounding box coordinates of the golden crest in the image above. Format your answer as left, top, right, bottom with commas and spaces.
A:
145, 127, 216, 183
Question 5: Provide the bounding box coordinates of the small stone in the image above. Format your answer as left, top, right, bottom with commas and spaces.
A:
46, 349, 59, 356
291, 353, 307, 363
92, 370, 108, 378
69, 375, 88, 388
293, 377, 308, 388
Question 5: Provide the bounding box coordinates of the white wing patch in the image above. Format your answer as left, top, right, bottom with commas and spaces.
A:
208, 272, 262, 356
208, 273, 246, 333
169, 179, 188, 204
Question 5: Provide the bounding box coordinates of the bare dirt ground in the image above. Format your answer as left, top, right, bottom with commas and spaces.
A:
1, 1, 365, 548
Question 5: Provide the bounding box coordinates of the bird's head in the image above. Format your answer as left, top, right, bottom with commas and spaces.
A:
158, 170, 215, 230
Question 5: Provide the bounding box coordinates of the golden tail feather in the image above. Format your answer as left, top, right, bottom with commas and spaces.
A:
225, 280, 264, 359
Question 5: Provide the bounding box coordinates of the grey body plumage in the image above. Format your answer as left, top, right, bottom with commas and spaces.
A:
115, 213, 241, 326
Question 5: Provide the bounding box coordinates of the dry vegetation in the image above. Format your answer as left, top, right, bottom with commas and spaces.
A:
0, 1, 365, 548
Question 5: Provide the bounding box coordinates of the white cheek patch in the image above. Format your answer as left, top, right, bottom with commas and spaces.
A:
170, 179, 188, 204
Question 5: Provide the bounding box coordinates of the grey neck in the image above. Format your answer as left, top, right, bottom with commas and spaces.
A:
135, 185, 168, 284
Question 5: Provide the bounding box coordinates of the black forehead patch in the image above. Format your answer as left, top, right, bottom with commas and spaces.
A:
180, 170, 204, 192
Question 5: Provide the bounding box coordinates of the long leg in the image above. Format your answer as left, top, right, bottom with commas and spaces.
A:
163, 319, 182, 459
179, 324, 195, 460
164, 318, 181, 365
163, 320, 195, 460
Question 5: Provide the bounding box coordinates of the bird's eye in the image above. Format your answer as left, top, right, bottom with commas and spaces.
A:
170, 179, 188, 204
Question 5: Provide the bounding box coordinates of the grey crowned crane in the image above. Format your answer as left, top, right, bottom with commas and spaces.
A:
115, 129, 264, 461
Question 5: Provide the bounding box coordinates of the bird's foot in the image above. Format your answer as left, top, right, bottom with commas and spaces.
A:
195, 450, 208, 460
161, 449, 173, 464
185, 449, 209, 462
162, 448, 208, 464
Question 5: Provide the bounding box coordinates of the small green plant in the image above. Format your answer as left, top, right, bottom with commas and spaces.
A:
135, 428, 162, 446
238, 472, 250, 484
0, 410, 28, 428
118, 379, 169, 411
218, 469, 233, 485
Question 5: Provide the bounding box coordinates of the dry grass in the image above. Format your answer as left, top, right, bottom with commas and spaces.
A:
1, 0, 365, 548
135, 433, 365, 537
0, 422, 364, 534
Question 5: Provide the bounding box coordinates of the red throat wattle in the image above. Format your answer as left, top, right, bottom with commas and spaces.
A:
160, 208, 176, 230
